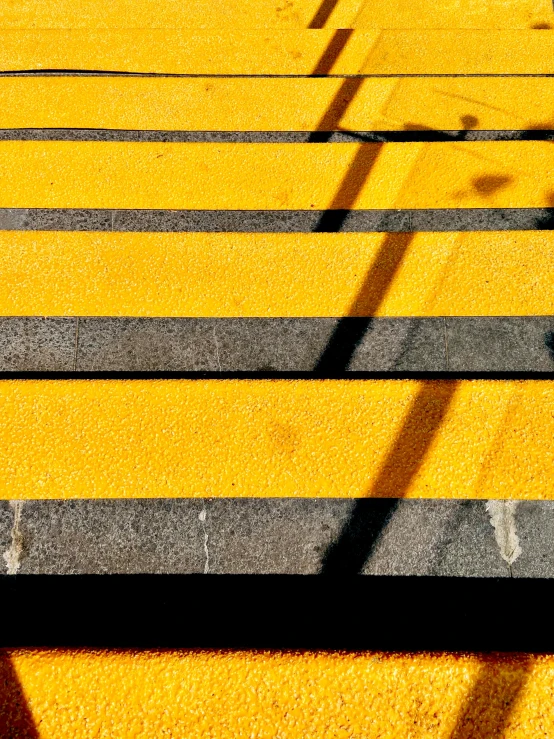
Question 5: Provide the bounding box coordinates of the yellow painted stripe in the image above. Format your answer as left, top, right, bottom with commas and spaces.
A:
0, 0, 352, 29
5, 77, 554, 131
0, 0, 551, 29
2, 30, 554, 74
1, 379, 553, 500
0, 141, 552, 209
3, 231, 554, 318
353, 0, 554, 30
2, 649, 548, 737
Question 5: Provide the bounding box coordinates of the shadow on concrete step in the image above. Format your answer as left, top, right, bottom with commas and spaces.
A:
0, 575, 552, 651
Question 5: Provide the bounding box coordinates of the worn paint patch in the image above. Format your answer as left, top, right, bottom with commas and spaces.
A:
2, 501, 24, 575
486, 500, 522, 565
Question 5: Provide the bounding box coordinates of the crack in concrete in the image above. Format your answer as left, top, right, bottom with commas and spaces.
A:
3, 501, 24, 575
199, 505, 210, 574
486, 500, 522, 567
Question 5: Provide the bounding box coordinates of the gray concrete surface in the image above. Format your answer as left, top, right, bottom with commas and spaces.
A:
0, 208, 552, 231
75, 317, 445, 372
0, 498, 546, 576
0, 317, 76, 371
0, 129, 552, 142
446, 317, 554, 371
0, 317, 553, 372
512, 501, 554, 578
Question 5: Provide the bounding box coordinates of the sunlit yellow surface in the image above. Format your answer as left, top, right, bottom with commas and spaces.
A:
0, 0, 354, 29
0, 0, 551, 29
0, 380, 553, 499
0, 141, 553, 209
2, 231, 554, 317
2, 30, 554, 74
1, 650, 549, 738
4, 77, 554, 131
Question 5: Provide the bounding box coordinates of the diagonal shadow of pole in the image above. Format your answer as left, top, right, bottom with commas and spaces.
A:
304, 14, 459, 575
0, 651, 39, 738
449, 656, 532, 739
308, 0, 345, 29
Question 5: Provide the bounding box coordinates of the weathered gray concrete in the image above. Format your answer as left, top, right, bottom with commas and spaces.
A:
76, 318, 219, 371
0, 499, 539, 576
446, 317, 554, 371
411, 208, 553, 231
0, 207, 552, 232
11, 500, 206, 574
112, 208, 414, 232
0, 208, 112, 230
0, 317, 76, 371
512, 501, 554, 578
0, 129, 551, 142
74, 317, 445, 372
0, 317, 553, 372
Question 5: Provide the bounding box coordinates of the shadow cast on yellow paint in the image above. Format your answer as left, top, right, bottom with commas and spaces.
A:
450, 655, 532, 739
0, 652, 38, 738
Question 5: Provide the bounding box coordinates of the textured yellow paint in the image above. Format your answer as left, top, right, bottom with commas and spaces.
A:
3, 231, 554, 317
2, 30, 554, 74
0, 380, 554, 500
1, 649, 550, 738
0, 0, 357, 29
4, 77, 554, 131
0, 0, 551, 29
0, 141, 553, 209
352, 0, 554, 29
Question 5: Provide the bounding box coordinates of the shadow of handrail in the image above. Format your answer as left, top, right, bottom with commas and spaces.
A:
449, 656, 532, 739
0, 651, 38, 737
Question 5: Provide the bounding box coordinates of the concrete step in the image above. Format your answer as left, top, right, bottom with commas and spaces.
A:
2, 316, 554, 373
2, 498, 554, 577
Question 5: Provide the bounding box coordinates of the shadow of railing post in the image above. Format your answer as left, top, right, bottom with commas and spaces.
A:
321, 381, 458, 573
0, 651, 38, 738
449, 656, 532, 739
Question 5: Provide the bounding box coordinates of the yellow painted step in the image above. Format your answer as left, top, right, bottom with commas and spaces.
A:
0, 141, 552, 210
2, 30, 554, 74
4, 231, 554, 318
1, 649, 547, 738
4, 77, 554, 131
0, 0, 551, 29
1, 379, 554, 500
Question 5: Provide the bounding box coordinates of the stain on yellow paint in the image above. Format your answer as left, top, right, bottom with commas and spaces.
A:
2, 30, 554, 74
2, 231, 554, 317
1, 649, 550, 738
4, 77, 554, 132
0, 380, 553, 500
0, 141, 553, 209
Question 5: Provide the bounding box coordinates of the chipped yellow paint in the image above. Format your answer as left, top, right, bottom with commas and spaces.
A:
3, 30, 554, 74
1, 649, 549, 738
0, 380, 554, 500
0, 141, 553, 209
5, 77, 554, 131
0, 0, 550, 29
3, 231, 554, 317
